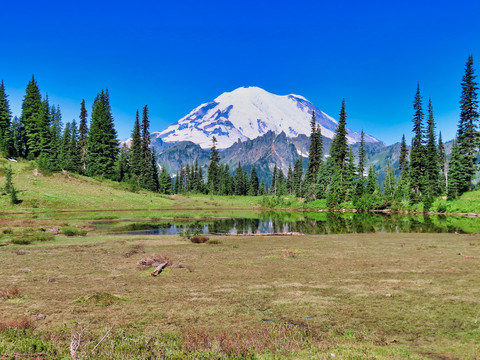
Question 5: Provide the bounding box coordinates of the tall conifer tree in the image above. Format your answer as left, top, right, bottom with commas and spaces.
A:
21, 76, 43, 158
424, 99, 441, 196
79, 100, 89, 172
457, 55, 479, 193
0, 81, 13, 157
86, 90, 118, 179
409, 85, 425, 202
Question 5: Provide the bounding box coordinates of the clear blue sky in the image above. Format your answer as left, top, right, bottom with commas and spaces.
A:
1, 0, 479, 145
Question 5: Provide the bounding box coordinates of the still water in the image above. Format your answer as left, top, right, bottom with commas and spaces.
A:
103, 212, 480, 236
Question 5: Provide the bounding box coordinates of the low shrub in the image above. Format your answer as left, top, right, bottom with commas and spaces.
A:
11, 238, 33, 245
206, 239, 222, 245
190, 236, 209, 244
62, 227, 88, 237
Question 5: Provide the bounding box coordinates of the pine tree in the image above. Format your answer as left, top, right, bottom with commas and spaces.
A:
383, 162, 396, 204
3, 166, 19, 204
305, 111, 322, 182
138, 105, 158, 191
21, 76, 43, 158
438, 132, 446, 192
60, 122, 72, 169
329, 99, 348, 171
129, 110, 143, 181
235, 163, 244, 195
249, 167, 259, 196
86, 90, 119, 179
259, 178, 265, 196
79, 100, 89, 172
293, 157, 303, 196
159, 166, 172, 194
398, 134, 408, 172
286, 165, 293, 195
365, 166, 379, 195
424, 98, 441, 196
116, 144, 131, 182
358, 130, 366, 177
271, 165, 278, 195
207, 137, 220, 194
457, 55, 479, 193
0, 81, 13, 157
68, 120, 82, 172
447, 140, 465, 199
47, 105, 62, 170
11, 117, 26, 158
409, 85, 425, 202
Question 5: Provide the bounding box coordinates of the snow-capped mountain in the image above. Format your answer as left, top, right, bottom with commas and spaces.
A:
152, 86, 379, 149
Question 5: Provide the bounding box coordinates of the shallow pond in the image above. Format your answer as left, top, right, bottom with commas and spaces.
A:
102, 211, 480, 235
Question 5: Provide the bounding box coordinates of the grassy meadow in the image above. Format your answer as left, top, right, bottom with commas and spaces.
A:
1, 221, 480, 359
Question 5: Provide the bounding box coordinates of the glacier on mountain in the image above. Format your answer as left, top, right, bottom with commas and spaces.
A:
152, 86, 379, 149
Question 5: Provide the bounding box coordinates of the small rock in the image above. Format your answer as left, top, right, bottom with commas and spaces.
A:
46, 277, 56, 283
385, 293, 392, 297
46, 227, 60, 235
19, 268, 31, 273
30, 312, 46, 320
16, 249, 26, 255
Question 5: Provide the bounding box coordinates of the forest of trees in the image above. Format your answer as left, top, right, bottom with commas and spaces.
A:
0, 56, 478, 210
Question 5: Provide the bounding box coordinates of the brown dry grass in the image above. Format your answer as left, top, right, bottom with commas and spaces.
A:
0, 316, 34, 331
1, 230, 480, 358
0, 284, 20, 299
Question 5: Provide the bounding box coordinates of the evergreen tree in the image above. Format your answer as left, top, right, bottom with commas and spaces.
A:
326, 163, 343, 208
329, 99, 348, 171
79, 100, 89, 172
21, 76, 43, 158
60, 122, 72, 169
365, 166, 379, 195
159, 166, 172, 194
438, 132, 446, 192
3, 166, 19, 204
293, 157, 303, 196
456, 55, 479, 193
271, 165, 278, 195
305, 111, 323, 182
286, 165, 293, 195
409, 85, 425, 202
235, 162, 244, 195
0, 81, 13, 157
398, 134, 408, 172
47, 105, 62, 170
130, 110, 143, 180
249, 167, 259, 196
258, 178, 265, 196
116, 144, 131, 182
11, 117, 26, 158
207, 137, 220, 194
424, 99, 441, 196
138, 105, 158, 191
383, 162, 396, 204
447, 140, 465, 199
358, 130, 366, 177
68, 120, 82, 172
86, 90, 118, 179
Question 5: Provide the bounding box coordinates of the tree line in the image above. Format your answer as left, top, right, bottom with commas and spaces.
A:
0, 56, 478, 208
